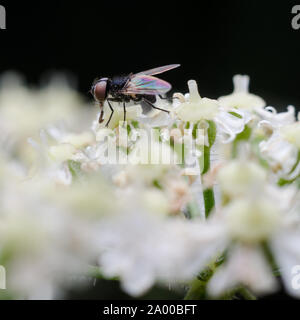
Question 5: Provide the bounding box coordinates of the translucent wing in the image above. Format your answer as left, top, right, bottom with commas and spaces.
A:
121, 75, 172, 95
135, 64, 180, 76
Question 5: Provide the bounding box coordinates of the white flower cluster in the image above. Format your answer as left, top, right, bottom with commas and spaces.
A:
0, 72, 300, 299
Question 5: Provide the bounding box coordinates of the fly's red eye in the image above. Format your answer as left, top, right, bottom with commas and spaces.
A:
93, 80, 107, 102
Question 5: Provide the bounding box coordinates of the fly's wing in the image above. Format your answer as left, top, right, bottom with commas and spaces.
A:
135, 64, 180, 76
120, 75, 171, 95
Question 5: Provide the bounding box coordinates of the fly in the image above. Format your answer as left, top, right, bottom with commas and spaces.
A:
91, 64, 180, 126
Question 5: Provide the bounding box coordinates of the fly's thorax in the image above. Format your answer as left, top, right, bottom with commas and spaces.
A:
110, 75, 130, 93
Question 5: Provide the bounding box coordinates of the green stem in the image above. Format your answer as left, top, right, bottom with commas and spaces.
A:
184, 254, 223, 300
235, 287, 257, 300
186, 200, 202, 219
198, 120, 216, 218
202, 186, 215, 218
184, 278, 207, 300
232, 125, 252, 159
277, 174, 300, 187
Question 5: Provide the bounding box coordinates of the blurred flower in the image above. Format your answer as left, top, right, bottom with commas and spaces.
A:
214, 107, 252, 143
208, 245, 278, 296
218, 75, 266, 111
206, 160, 300, 297
217, 160, 267, 198
98, 211, 226, 296
174, 80, 252, 144
259, 122, 299, 177
255, 105, 296, 127
280, 122, 300, 149
225, 197, 281, 243
0, 71, 299, 301
207, 199, 300, 298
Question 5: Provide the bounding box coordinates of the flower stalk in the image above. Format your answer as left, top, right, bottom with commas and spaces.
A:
198, 120, 216, 218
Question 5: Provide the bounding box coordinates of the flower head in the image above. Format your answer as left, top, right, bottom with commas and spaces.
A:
175, 80, 219, 121
218, 75, 266, 111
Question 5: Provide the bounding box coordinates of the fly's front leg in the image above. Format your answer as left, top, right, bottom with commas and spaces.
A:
106, 99, 115, 127
123, 101, 126, 123
98, 103, 104, 123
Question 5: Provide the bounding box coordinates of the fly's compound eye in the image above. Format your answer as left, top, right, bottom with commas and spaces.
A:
92, 79, 108, 102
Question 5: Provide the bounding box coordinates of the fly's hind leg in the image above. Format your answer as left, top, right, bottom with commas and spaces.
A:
142, 97, 170, 113
158, 94, 170, 100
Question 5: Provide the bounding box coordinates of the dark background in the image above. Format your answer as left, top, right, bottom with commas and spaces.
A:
0, 0, 299, 109
0, 0, 299, 299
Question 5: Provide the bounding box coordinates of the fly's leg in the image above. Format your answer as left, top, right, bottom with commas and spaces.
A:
98, 104, 104, 123
142, 98, 170, 113
159, 94, 182, 103
158, 94, 169, 100
123, 101, 126, 123
105, 99, 114, 127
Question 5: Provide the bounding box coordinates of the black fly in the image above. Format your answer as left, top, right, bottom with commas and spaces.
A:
91, 64, 180, 126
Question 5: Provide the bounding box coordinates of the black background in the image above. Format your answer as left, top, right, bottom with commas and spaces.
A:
0, 0, 299, 110
0, 0, 299, 300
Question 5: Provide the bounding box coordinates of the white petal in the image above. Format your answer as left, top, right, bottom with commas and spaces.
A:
208, 245, 278, 296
